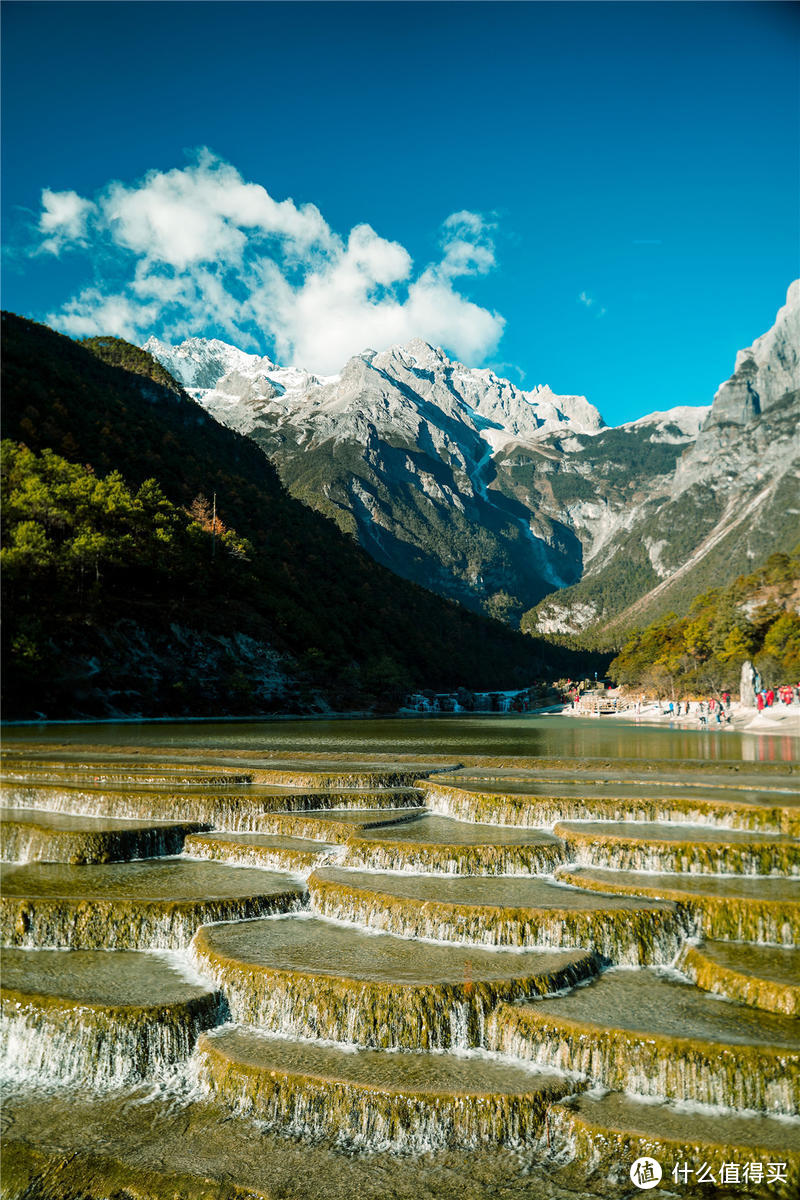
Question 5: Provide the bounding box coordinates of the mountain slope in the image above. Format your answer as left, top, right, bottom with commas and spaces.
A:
144, 283, 798, 646
1, 312, 598, 718
607, 549, 800, 694
145, 333, 710, 625
526, 282, 800, 643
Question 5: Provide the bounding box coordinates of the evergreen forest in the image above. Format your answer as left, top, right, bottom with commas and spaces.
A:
607, 551, 800, 696
1, 313, 602, 718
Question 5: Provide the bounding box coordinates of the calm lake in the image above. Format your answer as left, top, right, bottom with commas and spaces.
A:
4, 713, 798, 763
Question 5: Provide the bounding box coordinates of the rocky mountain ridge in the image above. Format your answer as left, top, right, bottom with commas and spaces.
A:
145, 334, 703, 622
531, 282, 799, 639
144, 282, 798, 639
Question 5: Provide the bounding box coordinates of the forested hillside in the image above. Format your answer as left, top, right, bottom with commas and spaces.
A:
1, 313, 599, 718
607, 551, 800, 695
525, 282, 799, 645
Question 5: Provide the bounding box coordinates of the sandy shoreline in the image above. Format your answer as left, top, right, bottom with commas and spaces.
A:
562, 698, 800, 739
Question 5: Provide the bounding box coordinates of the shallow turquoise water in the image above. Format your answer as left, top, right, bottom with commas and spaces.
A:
3, 713, 798, 764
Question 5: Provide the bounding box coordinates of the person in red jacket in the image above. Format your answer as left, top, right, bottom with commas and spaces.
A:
757, 692, 765, 712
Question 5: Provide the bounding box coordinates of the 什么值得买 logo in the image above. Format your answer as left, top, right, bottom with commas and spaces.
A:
630, 1157, 662, 1189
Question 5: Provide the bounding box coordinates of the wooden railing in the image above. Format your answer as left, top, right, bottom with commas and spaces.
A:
574, 694, 628, 715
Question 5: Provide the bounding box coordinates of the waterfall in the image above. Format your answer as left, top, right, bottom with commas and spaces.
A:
3, 891, 306, 951
193, 1029, 576, 1153
340, 839, 567, 876
190, 926, 596, 1052
0, 820, 202, 865
307, 872, 686, 966
1, 990, 224, 1089
486, 1004, 799, 1117
421, 782, 794, 835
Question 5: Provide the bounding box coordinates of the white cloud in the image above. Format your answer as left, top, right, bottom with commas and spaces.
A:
53, 288, 159, 340
578, 291, 607, 318
439, 211, 496, 279
38, 189, 96, 254
101, 151, 333, 271
36, 152, 504, 371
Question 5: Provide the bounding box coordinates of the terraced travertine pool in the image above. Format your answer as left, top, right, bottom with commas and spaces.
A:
1, 717, 799, 1199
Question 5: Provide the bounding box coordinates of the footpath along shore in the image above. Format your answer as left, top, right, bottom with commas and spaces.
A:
562, 698, 800, 738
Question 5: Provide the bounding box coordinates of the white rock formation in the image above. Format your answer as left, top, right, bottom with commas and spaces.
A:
705, 280, 799, 427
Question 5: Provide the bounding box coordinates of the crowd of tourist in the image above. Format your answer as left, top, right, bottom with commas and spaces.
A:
633, 695, 734, 727
632, 684, 800, 727
756, 684, 798, 711
564, 681, 800, 729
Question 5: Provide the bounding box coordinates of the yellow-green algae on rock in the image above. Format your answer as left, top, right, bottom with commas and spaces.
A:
183, 831, 337, 875
3, 749, 459, 790
0, 806, 207, 865
1, 860, 306, 950
554, 819, 800, 876
245, 764, 447, 790
190, 914, 597, 1050
420, 778, 800, 836
435, 758, 798, 783
0, 782, 423, 829
196, 1026, 579, 1151
307, 867, 683, 966
678, 940, 800, 1016
487, 968, 800, 1115
245, 786, 424, 812
1, 947, 222, 1086
542, 1091, 800, 1200
0, 1142, 274, 1200
256, 806, 424, 843
341, 814, 566, 875
0, 756, 253, 786
556, 865, 800, 944
4, 738, 800, 1193
0, 1084, 609, 1200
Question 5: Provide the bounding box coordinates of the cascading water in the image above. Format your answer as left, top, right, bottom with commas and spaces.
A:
193, 1026, 577, 1153
188, 915, 598, 1051
2, 744, 799, 1199
0, 947, 226, 1087
486, 968, 800, 1117
0, 809, 206, 865
1, 991, 224, 1088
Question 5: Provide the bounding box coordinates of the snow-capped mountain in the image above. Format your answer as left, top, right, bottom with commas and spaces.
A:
144, 333, 603, 444
144, 335, 613, 617
144, 282, 798, 634
617, 405, 711, 442
142, 335, 332, 422
143, 332, 692, 621
142, 336, 272, 391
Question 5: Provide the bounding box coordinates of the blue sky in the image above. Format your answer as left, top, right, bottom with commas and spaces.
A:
2, 1, 798, 425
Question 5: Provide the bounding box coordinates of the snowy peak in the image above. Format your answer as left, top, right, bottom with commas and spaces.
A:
368, 338, 605, 443
139, 280, 799, 636
619, 405, 711, 442
142, 335, 274, 391
144, 333, 606, 449
142, 335, 333, 436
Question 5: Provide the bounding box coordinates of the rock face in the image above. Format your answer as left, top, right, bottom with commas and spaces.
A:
528, 282, 800, 638
706, 281, 800, 427
145, 282, 798, 635
145, 336, 696, 622
740, 660, 762, 709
